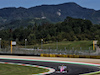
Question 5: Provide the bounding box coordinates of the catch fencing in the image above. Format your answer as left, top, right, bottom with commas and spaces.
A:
0, 46, 100, 56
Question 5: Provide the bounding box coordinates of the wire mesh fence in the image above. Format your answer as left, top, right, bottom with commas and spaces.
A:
0, 46, 100, 56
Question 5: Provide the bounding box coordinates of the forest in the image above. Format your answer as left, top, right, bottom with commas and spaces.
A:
0, 17, 100, 48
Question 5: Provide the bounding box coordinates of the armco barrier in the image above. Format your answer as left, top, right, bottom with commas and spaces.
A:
40, 54, 100, 59
50, 54, 55, 57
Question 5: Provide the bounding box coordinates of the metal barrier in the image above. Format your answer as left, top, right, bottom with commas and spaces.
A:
0, 46, 100, 56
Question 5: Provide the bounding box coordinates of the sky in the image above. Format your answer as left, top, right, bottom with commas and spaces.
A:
0, 0, 100, 10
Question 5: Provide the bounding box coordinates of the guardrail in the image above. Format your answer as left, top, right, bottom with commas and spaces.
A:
40, 54, 100, 59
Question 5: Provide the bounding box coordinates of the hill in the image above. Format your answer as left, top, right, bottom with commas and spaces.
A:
0, 17, 100, 48
0, 2, 100, 29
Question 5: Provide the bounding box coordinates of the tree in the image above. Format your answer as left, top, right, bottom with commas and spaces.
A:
45, 34, 51, 41
97, 39, 100, 47
28, 33, 36, 45
1, 40, 9, 48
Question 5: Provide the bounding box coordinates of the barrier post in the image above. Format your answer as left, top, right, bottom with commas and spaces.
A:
11, 41, 12, 54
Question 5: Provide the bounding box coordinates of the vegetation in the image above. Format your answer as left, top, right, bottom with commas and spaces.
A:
0, 63, 48, 75
0, 17, 100, 48
97, 39, 100, 47
0, 2, 100, 26
25, 40, 93, 50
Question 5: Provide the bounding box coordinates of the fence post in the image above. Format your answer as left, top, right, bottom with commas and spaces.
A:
11, 41, 12, 54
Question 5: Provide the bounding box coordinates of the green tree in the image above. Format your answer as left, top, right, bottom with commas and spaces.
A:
97, 39, 100, 47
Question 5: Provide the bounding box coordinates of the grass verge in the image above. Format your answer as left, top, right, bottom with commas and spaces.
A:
24, 40, 93, 50
0, 63, 48, 75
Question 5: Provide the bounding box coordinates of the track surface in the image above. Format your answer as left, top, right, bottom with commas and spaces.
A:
0, 58, 100, 75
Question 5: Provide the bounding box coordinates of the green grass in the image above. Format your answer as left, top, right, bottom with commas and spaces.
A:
0, 63, 48, 75
25, 40, 93, 50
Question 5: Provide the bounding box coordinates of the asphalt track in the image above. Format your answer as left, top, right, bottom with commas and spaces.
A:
0, 59, 100, 75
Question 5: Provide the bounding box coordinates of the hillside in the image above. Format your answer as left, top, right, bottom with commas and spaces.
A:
0, 2, 100, 29
0, 17, 100, 48
28, 41, 93, 50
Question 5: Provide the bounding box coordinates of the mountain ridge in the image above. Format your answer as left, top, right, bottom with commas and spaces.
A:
0, 2, 100, 27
